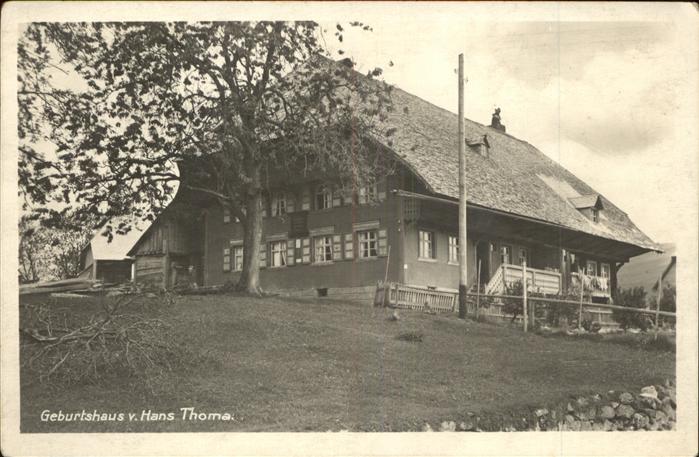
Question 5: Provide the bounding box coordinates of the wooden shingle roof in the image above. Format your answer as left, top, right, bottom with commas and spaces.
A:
374, 84, 659, 251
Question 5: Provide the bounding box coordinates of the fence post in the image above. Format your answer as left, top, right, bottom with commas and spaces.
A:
578, 268, 585, 330
522, 259, 528, 332
475, 260, 481, 320
655, 273, 662, 339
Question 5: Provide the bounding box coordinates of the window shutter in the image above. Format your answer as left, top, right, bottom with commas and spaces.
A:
378, 229, 388, 256
301, 237, 311, 264
333, 235, 342, 260
332, 187, 342, 207
223, 247, 231, 271
301, 188, 310, 211
294, 239, 302, 264
259, 243, 267, 268
286, 240, 295, 266
344, 233, 354, 260
287, 193, 295, 213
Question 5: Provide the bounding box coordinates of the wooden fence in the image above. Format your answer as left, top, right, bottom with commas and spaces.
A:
374, 280, 676, 332
374, 282, 456, 313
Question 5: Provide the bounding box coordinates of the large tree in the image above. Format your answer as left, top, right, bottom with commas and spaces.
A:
19, 22, 395, 293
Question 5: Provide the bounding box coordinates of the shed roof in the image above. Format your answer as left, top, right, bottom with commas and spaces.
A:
88, 219, 150, 261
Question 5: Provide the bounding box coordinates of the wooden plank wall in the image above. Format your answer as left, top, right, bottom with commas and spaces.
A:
134, 254, 165, 286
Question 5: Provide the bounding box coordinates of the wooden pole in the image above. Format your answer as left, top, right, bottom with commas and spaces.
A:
522, 259, 528, 332
475, 259, 481, 320
578, 267, 584, 330
457, 53, 468, 319
655, 273, 662, 338
383, 245, 392, 307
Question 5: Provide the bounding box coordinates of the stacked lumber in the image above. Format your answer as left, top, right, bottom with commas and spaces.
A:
19, 278, 102, 296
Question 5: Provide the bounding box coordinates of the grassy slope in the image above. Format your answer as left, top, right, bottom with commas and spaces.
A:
20, 294, 675, 432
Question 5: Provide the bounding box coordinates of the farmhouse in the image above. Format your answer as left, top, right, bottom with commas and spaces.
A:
128, 65, 659, 303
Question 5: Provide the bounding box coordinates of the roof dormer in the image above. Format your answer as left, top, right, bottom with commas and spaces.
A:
467, 134, 490, 158
569, 194, 604, 222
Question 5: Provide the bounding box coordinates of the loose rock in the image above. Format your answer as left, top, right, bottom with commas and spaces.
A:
599, 405, 616, 420
619, 392, 634, 404
440, 421, 456, 432
616, 404, 635, 419
640, 385, 658, 400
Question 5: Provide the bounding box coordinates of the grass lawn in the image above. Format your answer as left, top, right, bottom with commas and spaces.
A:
20, 293, 675, 432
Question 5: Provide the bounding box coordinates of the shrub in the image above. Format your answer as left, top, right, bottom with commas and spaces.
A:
502, 280, 523, 322
396, 331, 423, 343
612, 287, 652, 330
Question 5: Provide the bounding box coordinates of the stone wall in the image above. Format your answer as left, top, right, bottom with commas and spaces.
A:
428, 382, 676, 432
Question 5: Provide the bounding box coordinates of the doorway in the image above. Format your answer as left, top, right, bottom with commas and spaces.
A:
476, 241, 492, 286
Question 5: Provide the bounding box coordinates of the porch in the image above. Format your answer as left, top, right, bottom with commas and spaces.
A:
484, 263, 612, 299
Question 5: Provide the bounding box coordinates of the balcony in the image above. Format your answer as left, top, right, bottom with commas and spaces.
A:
484, 264, 562, 296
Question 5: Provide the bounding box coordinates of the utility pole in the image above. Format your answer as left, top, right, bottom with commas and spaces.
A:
458, 53, 468, 319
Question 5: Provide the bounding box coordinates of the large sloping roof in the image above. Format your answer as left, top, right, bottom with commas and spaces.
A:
376, 83, 659, 251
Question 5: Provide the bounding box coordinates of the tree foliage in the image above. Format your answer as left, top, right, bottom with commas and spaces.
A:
19, 213, 93, 283
18, 22, 396, 292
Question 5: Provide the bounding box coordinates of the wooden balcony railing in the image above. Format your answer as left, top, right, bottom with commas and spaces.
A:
484, 264, 562, 296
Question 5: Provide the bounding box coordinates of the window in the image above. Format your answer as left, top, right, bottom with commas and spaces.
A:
518, 248, 529, 266
500, 245, 511, 265
357, 183, 378, 204
271, 193, 287, 217
223, 208, 231, 223
418, 230, 435, 259
315, 184, 332, 210
448, 236, 459, 264
270, 240, 287, 267
600, 263, 610, 278
586, 260, 598, 276
592, 208, 599, 223
314, 236, 333, 263
358, 230, 378, 258
233, 246, 244, 271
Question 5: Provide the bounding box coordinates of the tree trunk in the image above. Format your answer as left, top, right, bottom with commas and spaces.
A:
236, 167, 264, 295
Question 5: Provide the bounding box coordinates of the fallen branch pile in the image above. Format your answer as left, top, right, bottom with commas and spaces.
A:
21, 291, 182, 390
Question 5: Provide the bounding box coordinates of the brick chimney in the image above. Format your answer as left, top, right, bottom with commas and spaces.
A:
490, 108, 506, 133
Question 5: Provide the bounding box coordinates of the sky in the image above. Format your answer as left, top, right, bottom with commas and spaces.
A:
25, 15, 698, 245
322, 20, 698, 245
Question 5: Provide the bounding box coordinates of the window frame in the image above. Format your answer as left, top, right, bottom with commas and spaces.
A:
313, 235, 334, 263
232, 246, 244, 272
591, 208, 600, 223
271, 192, 287, 217
315, 184, 332, 210
600, 262, 610, 279
269, 240, 288, 268
418, 230, 436, 260
357, 183, 378, 205
448, 235, 459, 264
357, 229, 378, 259
586, 260, 598, 277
